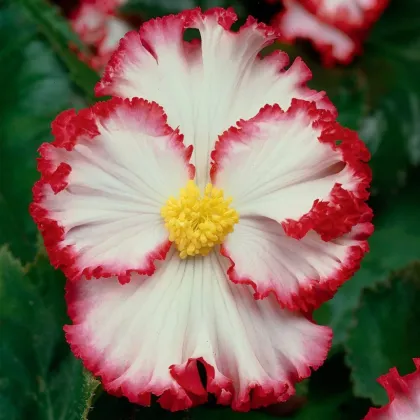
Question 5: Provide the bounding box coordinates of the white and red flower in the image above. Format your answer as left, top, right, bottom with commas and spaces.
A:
31, 8, 372, 412
272, 0, 388, 66
71, 0, 132, 70
273, 0, 361, 66
365, 359, 420, 420
300, 0, 389, 33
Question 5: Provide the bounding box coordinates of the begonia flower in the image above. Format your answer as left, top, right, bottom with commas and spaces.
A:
272, 0, 389, 66
299, 0, 389, 33
31, 8, 372, 412
365, 359, 420, 420
71, 0, 131, 70
273, 0, 361, 66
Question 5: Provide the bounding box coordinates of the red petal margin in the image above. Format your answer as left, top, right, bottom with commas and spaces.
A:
221, 223, 373, 312
272, 4, 362, 67
300, 0, 390, 33
364, 359, 420, 419
212, 99, 372, 242
30, 97, 194, 283
95, 7, 283, 97
211, 99, 372, 311
169, 349, 330, 412
65, 275, 332, 411
188, 316, 331, 410
280, 100, 372, 242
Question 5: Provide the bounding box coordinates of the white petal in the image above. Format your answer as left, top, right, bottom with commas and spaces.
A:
65, 249, 332, 411
98, 17, 132, 58
211, 101, 370, 230
96, 8, 335, 187
71, 1, 106, 46
222, 216, 371, 310
31, 98, 193, 282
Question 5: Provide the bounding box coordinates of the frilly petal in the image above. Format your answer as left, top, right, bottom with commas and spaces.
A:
65, 249, 332, 411
30, 97, 194, 282
365, 359, 420, 420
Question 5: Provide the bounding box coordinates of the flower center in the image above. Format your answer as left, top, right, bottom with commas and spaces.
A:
161, 180, 239, 258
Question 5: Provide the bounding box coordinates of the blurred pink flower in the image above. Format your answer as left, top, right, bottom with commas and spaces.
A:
272, 0, 389, 66
365, 359, 420, 420
71, 0, 132, 70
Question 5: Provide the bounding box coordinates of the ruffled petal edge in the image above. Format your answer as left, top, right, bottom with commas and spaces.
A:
300, 0, 390, 33
364, 358, 420, 419
95, 7, 282, 97
30, 97, 194, 282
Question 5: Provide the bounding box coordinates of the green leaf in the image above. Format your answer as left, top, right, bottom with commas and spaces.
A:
121, 0, 196, 16
88, 395, 184, 420
346, 0, 420, 193
19, 0, 100, 101
0, 0, 88, 262
345, 263, 420, 405
0, 247, 91, 420
368, 0, 420, 60
287, 354, 370, 420
315, 181, 420, 348
89, 394, 276, 420
361, 0, 420, 189
191, 408, 273, 419
357, 61, 419, 195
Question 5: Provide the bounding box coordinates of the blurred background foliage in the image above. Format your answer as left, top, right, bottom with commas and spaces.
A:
0, 0, 419, 418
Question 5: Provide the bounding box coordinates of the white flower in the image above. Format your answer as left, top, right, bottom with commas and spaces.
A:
272, 0, 389, 66
31, 8, 372, 411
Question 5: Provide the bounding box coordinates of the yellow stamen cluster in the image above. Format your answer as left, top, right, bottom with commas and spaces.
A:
161, 180, 239, 258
